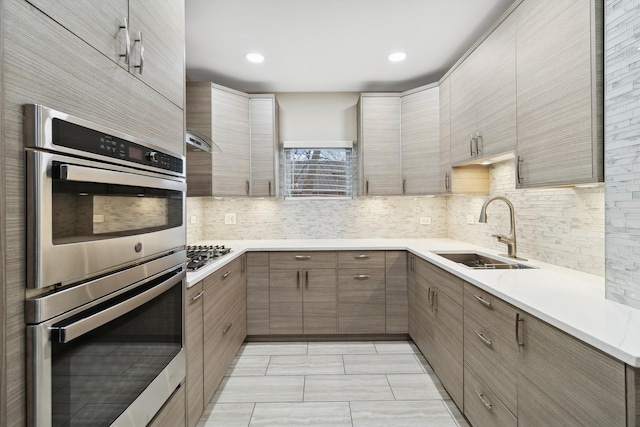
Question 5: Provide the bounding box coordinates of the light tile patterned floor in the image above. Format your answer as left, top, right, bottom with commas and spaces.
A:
197, 341, 470, 427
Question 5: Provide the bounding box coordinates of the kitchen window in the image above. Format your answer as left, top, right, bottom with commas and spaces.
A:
283, 141, 353, 199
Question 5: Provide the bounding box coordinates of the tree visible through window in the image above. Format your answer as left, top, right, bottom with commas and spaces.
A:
284, 147, 353, 198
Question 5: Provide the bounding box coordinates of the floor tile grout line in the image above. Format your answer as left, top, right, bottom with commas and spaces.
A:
384, 374, 399, 401
348, 401, 354, 427
246, 402, 256, 427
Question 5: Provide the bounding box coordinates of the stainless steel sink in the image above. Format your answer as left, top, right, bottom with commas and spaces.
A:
434, 252, 537, 270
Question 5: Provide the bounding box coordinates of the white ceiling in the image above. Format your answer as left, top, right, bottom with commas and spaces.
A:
185, 0, 515, 93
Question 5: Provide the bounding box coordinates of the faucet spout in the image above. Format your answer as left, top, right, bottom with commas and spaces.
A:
478, 196, 523, 260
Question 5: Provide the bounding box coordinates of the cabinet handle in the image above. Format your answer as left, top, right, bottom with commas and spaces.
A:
445, 173, 450, 192
222, 322, 233, 334
268, 180, 272, 196
475, 330, 493, 347
246, 181, 250, 195
297, 271, 300, 288
133, 32, 144, 74
427, 287, 433, 306
470, 134, 476, 156
366, 179, 369, 195
192, 290, 205, 301
517, 156, 524, 184
474, 295, 492, 307
475, 131, 482, 155
355, 254, 370, 259
222, 271, 231, 279
295, 255, 311, 260
118, 17, 131, 64
433, 290, 438, 312
475, 390, 493, 411
515, 313, 525, 349
402, 179, 406, 194
353, 274, 370, 280
305, 270, 309, 288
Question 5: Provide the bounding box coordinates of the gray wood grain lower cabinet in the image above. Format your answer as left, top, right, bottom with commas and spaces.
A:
246, 252, 270, 335
515, 0, 603, 187
401, 87, 440, 195
385, 251, 408, 333
359, 95, 402, 196
186, 282, 204, 427
148, 384, 186, 427
338, 269, 386, 334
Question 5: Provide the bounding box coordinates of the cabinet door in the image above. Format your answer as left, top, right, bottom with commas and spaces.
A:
432, 289, 463, 409
338, 269, 386, 334
250, 97, 277, 197
515, 0, 597, 187
474, 13, 516, 159
518, 314, 626, 427
412, 274, 437, 364
449, 52, 478, 165
211, 87, 251, 196
148, 385, 186, 427
269, 270, 303, 334
129, 0, 185, 107
23, 0, 129, 70
439, 77, 452, 194
385, 251, 407, 333
247, 252, 270, 335
360, 96, 402, 195
185, 283, 204, 427
401, 88, 440, 195
303, 269, 337, 334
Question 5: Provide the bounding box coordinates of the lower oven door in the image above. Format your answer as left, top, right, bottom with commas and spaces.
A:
27, 268, 186, 427
26, 149, 186, 289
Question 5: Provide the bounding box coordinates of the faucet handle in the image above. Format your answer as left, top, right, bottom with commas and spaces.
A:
491, 234, 502, 239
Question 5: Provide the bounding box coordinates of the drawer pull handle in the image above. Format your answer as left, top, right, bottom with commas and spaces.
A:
295, 255, 311, 260
475, 330, 493, 347
192, 291, 205, 301
474, 295, 492, 307
475, 390, 493, 411
354, 274, 370, 280
222, 271, 231, 279
355, 254, 370, 259
222, 322, 233, 334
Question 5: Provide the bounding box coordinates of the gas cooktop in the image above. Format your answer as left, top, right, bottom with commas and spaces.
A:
186, 245, 232, 271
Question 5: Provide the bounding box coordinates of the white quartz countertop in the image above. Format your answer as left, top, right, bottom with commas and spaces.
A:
186, 238, 640, 367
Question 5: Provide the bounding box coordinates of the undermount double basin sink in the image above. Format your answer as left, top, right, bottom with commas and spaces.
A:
435, 252, 537, 270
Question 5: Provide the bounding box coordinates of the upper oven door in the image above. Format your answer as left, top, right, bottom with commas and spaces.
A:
26, 150, 186, 289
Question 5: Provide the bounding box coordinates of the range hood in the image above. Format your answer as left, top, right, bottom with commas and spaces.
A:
186, 130, 221, 153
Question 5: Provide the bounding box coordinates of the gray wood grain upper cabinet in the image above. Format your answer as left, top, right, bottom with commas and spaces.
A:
439, 76, 452, 194
250, 96, 279, 197
450, 11, 516, 165
359, 95, 402, 196
401, 87, 440, 195
186, 83, 251, 197
514, 0, 603, 188
24, 0, 185, 108
128, 0, 185, 107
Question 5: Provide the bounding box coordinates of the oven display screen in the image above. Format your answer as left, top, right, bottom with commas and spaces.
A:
128, 146, 143, 161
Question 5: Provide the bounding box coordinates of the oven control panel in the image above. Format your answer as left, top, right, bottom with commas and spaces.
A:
52, 118, 183, 173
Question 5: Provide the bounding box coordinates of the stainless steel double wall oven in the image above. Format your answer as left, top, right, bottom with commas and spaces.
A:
24, 105, 187, 427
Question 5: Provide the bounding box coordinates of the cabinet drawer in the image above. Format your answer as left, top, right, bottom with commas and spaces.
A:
338, 269, 386, 334
338, 251, 385, 269
464, 283, 520, 342
270, 251, 337, 269
464, 364, 516, 427
464, 310, 518, 413
207, 258, 243, 289
414, 257, 463, 304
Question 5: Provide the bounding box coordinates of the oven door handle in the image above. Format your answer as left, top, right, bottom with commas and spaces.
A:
56, 163, 186, 192
51, 271, 184, 343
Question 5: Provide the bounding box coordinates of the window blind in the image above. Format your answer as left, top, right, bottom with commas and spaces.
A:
284, 146, 353, 199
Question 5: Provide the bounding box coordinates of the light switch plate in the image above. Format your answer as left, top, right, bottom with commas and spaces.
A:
190, 215, 197, 224
467, 215, 475, 224
225, 213, 237, 225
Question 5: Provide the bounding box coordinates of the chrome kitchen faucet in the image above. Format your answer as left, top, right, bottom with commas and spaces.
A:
478, 196, 526, 260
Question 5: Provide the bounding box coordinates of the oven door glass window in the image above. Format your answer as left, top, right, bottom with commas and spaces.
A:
51, 176, 183, 244
50, 276, 182, 427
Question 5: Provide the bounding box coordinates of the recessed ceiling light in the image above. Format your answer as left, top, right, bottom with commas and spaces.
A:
388, 51, 407, 62
246, 53, 265, 63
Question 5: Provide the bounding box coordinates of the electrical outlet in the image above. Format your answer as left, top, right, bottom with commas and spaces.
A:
420, 217, 431, 225
224, 213, 237, 225
93, 214, 105, 223
190, 215, 197, 224
467, 215, 475, 224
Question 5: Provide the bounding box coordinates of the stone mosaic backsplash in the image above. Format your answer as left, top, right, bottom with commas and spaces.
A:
187, 160, 605, 277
